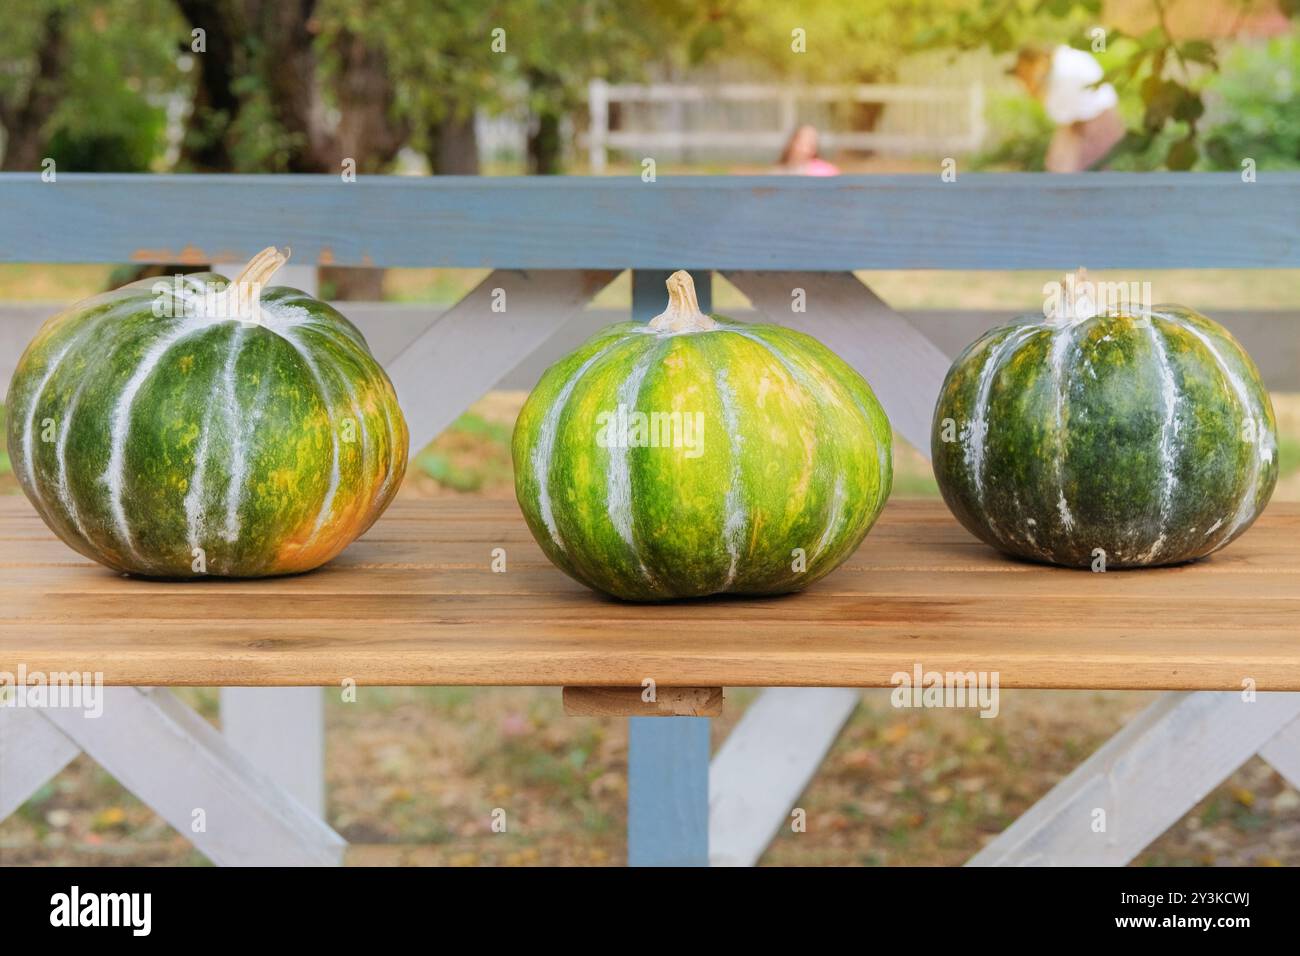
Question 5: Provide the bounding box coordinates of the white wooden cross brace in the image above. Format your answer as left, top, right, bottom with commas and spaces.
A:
0, 687, 344, 866
970, 691, 1300, 866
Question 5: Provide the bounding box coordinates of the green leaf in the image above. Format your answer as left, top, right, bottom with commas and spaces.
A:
1166, 137, 1198, 171
1142, 79, 1182, 131
1203, 135, 1235, 169
1173, 90, 1204, 123
1178, 40, 1217, 66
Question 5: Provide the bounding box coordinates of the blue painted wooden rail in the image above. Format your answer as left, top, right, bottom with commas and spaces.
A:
3, 171, 1298, 868
5, 172, 1300, 269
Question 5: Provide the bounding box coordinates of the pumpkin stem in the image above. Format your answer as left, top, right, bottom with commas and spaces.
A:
224, 246, 288, 324
1049, 267, 1096, 325
649, 270, 718, 332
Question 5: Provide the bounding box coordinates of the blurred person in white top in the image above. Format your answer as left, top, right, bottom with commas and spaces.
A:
1011, 45, 1125, 172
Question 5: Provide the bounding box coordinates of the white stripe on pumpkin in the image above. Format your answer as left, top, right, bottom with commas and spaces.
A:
714, 365, 748, 587
186, 324, 244, 552
20, 314, 110, 514
966, 325, 1039, 511
531, 334, 635, 555
1165, 314, 1268, 543
103, 317, 207, 565
1135, 318, 1180, 563
605, 341, 662, 589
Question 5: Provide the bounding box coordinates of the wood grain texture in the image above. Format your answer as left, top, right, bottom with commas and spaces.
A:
563, 686, 723, 717
3, 173, 1299, 269
1, 497, 1297, 690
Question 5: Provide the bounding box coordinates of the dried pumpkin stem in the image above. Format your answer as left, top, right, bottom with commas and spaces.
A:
649, 270, 718, 332
224, 246, 288, 323
1050, 266, 1096, 325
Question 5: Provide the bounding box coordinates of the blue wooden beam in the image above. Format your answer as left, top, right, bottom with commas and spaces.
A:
4, 173, 1298, 270
627, 717, 710, 867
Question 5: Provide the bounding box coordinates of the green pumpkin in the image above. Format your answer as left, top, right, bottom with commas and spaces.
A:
931, 275, 1277, 568
5, 248, 408, 577
513, 271, 892, 601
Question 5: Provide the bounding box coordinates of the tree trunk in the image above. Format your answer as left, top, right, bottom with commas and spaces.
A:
525, 67, 566, 175
174, 0, 245, 171
527, 111, 562, 174
0, 9, 69, 171
430, 113, 480, 175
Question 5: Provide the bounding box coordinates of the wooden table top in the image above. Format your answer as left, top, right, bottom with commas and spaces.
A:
1, 497, 1296, 690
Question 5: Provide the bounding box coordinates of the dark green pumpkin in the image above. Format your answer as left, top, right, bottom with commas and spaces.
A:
5, 248, 408, 577
932, 286, 1277, 568
514, 271, 893, 600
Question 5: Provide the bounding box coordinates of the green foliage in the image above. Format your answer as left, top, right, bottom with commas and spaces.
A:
970, 93, 1053, 170
1203, 30, 1300, 171
0, 0, 184, 171
730, 0, 972, 81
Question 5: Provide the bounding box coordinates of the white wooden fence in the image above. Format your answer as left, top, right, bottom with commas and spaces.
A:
585, 80, 987, 171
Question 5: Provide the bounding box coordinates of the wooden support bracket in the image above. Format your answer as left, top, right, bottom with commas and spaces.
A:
563, 686, 724, 718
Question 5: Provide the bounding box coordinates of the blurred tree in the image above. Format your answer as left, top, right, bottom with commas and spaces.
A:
0, 3, 69, 170
499, 0, 737, 173
1203, 26, 1300, 169
0, 0, 181, 171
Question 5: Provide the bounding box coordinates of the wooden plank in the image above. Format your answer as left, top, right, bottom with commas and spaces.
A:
1259, 715, 1300, 791
726, 271, 951, 453
628, 717, 710, 866
220, 687, 325, 817
6, 590, 1299, 629
563, 686, 723, 717
0, 701, 82, 820
36, 688, 345, 865
3, 173, 1300, 269
2, 499, 1298, 691
968, 691, 1300, 866
709, 688, 860, 867
385, 269, 618, 448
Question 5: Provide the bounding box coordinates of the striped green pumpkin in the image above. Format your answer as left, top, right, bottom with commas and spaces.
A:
5, 248, 408, 578
513, 271, 892, 601
932, 279, 1277, 568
